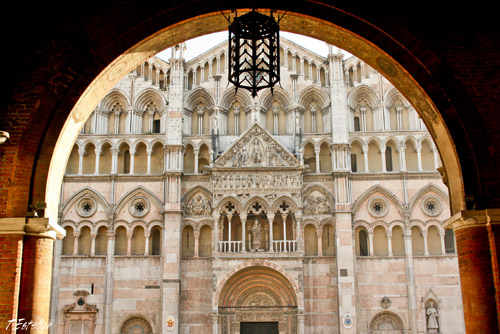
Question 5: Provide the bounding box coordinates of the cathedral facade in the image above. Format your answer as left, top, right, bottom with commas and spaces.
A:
50, 37, 465, 334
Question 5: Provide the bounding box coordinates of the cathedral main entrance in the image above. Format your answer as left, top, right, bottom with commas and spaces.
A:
217, 266, 300, 334
240, 322, 279, 334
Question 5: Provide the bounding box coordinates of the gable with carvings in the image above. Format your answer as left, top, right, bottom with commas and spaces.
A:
214, 123, 299, 168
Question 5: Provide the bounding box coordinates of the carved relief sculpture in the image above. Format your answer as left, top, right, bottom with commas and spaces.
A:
185, 194, 211, 216
303, 195, 332, 215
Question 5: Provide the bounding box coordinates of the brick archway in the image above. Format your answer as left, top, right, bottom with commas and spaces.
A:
2, 2, 499, 333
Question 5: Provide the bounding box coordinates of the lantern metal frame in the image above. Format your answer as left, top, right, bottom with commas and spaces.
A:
227, 9, 281, 97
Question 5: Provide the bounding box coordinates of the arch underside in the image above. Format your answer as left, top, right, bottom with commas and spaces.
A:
46, 7, 465, 228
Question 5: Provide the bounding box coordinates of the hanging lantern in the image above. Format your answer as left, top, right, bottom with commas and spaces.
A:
228, 10, 280, 98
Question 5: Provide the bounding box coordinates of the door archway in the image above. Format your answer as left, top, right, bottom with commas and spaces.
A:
217, 266, 298, 334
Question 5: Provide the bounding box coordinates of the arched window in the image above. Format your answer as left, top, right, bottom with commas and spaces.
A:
62, 226, 75, 255
153, 119, 161, 133
356, 227, 369, 256
149, 226, 162, 256
351, 154, 358, 172
114, 226, 128, 255
78, 226, 92, 255
304, 224, 318, 256
391, 226, 405, 256
354, 116, 361, 131
427, 225, 442, 255
385, 146, 393, 172
411, 226, 425, 255
322, 224, 335, 256
182, 225, 195, 257
199, 225, 212, 257
95, 226, 107, 255
373, 225, 388, 256
131, 226, 145, 255
66, 145, 79, 174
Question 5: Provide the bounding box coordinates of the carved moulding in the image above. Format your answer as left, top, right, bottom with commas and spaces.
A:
214, 123, 299, 169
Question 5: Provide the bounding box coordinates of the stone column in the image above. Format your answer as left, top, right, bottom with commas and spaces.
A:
110, 148, 118, 174
241, 216, 247, 252
211, 314, 219, 334
363, 145, 369, 172
268, 214, 274, 252
126, 231, 132, 256
416, 144, 422, 171
282, 214, 287, 242
194, 230, 199, 258
399, 145, 406, 172
387, 232, 393, 257
380, 146, 387, 172
144, 232, 150, 256
368, 232, 374, 256
78, 148, 85, 175
94, 149, 102, 175
315, 147, 320, 173
295, 214, 302, 251
103, 228, 115, 334
73, 232, 79, 256
129, 149, 136, 175
422, 230, 429, 256
445, 209, 500, 333
193, 148, 199, 174
146, 147, 152, 174
90, 233, 96, 256
439, 230, 446, 255
317, 227, 323, 256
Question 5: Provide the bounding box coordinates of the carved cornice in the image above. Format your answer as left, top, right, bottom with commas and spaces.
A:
444, 209, 500, 230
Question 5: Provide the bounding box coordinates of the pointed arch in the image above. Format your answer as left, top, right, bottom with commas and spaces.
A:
134, 88, 165, 112
352, 184, 404, 217
99, 88, 130, 111
297, 85, 330, 109
408, 184, 449, 212
184, 86, 215, 110
114, 185, 163, 217
61, 186, 110, 218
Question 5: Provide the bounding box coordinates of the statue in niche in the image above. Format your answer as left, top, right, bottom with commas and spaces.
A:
250, 219, 263, 250
426, 301, 439, 333
249, 139, 263, 164
185, 194, 211, 216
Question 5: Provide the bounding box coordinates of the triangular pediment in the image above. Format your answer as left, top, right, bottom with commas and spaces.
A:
214, 122, 299, 168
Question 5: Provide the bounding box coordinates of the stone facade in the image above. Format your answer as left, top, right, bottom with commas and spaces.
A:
50, 37, 465, 334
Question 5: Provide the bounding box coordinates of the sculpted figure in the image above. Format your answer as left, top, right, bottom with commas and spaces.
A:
251, 219, 263, 250
186, 194, 211, 216
426, 302, 439, 333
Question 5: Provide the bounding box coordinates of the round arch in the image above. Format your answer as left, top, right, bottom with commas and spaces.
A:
43, 8, 466, 227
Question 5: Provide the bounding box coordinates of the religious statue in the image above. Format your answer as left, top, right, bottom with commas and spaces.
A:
250, 219, 262, 250
185, 194, 211, 216
250, 139, 263, 164
426, 301, 439, 333
232, 147, 248, 167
